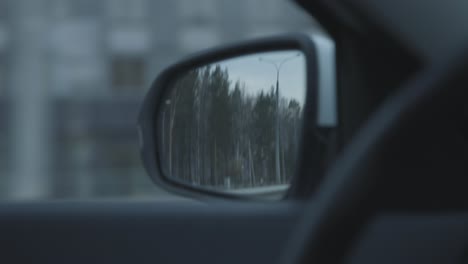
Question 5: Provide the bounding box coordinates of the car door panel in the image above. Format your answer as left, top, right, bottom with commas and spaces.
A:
0, 202, 303, 264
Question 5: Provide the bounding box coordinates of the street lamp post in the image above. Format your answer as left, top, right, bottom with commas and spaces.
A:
259, 53, 300, 184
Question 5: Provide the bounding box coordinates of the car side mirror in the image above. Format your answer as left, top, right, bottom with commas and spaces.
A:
138, 34, 336, 200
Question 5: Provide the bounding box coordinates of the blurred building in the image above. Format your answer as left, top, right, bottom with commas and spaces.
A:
0, 0, 319, 199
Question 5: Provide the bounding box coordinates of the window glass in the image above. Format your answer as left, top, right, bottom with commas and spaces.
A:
0, 0, 325, 200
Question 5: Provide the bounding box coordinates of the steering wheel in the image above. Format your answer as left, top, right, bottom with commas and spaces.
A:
281, 48, 468, 264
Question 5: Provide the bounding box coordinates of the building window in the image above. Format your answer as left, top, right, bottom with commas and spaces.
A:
178, 0, 217, 23
179, 26, 220, 53
0, 61, 5, 96
0, 1, 8, 21
51, 0, 102, 18
246, 0, 280, 23
72, 0, 102, 17
111, 56, 146, 92
107, 0, 148, 21
0, 52, 7, 96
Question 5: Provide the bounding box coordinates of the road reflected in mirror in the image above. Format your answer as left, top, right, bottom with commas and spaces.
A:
158, 50, 306, 199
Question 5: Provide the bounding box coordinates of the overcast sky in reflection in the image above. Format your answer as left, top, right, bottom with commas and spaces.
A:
215, 50, 306, 105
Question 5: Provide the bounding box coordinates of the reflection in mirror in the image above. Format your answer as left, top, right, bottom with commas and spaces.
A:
159, 50, 306, 199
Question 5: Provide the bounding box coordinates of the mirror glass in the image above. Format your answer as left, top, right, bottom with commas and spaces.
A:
158, 50, 306, 199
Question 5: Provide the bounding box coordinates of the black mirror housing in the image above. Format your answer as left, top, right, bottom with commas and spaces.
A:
138, 34, 331, 200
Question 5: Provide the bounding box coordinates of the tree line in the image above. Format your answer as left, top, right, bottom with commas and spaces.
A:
160, 65, 302, 189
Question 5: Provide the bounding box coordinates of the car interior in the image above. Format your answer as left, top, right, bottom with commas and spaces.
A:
2, 0, 468, 263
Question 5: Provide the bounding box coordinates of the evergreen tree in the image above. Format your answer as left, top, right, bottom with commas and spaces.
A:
163, 63, 303, 189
